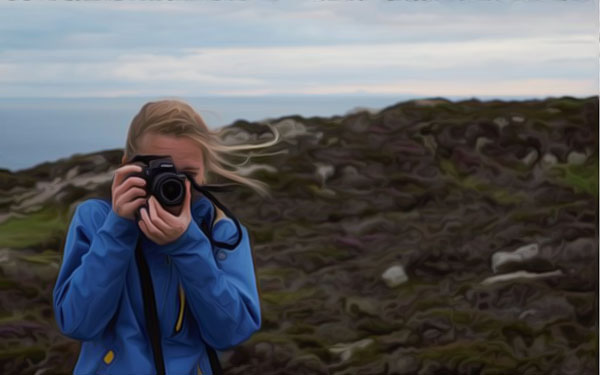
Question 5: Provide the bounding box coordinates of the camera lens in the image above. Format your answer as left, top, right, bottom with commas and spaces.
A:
153, 174, 185, 206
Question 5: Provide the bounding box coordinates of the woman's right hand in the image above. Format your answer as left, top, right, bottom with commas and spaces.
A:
111, 164, 148, 220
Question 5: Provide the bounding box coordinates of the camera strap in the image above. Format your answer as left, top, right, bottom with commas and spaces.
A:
133, 187, 235, 375
135, 227, 223, 375
184, 176, 244, 251
135, 237, 166, 375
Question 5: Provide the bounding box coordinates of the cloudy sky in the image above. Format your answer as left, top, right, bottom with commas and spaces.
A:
0, 0, 597, 98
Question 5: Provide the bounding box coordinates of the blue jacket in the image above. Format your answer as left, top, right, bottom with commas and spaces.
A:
53, 196, 262, 374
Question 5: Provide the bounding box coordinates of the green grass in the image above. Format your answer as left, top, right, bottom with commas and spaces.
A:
439, 158, 527, 205
261, 287, 318, 306
0, 207, 69, 249
547, 159, 598, 198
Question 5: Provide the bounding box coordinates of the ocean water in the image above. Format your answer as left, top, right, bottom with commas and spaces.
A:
0, 94, 539, 172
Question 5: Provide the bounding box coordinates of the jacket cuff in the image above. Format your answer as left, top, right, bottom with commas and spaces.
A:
101, 209, 140, 243
156, 219, 209, 255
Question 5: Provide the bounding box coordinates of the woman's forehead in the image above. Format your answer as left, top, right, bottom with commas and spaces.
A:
138, 132, 204, 167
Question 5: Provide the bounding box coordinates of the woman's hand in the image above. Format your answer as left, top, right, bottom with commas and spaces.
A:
138, 178, 193, 245
112, 164, 147, 220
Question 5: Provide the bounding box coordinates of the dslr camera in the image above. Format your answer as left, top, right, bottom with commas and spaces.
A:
127, 155, 187, 207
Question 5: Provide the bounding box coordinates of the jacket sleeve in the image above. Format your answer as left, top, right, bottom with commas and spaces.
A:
52, 200, 139, 341
156, 216, 262, 350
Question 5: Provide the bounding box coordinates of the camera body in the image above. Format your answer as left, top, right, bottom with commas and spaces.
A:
128, 155, 187, 207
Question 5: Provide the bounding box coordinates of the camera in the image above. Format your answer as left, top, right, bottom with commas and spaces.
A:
127, 155, 187, 207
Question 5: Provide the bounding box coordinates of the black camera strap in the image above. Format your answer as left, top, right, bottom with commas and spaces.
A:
132, 190, 235, 375
135, 220, 224, 375
135, 238, 166, 375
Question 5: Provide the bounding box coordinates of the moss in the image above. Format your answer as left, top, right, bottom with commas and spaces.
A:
290, 333, 326, 349
546, 159, 598, 197
261, 287, 318, 306
284, 323, 315, 335
0, 345, 46, 362
417, 339, 519, 371
357, 318, 403, 335
344, 337, 381, 367
0, 171, 37, 190
16, 249, 61, 265
439, 158, 527, 205
246, 331, 292, 345
0, 206, 68, 249
258, 267, 302, 280
547, 97, 585, 112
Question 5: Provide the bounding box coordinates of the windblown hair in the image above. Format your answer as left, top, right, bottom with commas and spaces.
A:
123, 98, 281, 199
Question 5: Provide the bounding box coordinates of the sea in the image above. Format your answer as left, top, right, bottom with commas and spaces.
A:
0, 94, 542, 172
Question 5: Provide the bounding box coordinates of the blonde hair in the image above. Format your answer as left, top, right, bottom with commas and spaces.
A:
123, 98, 281, 200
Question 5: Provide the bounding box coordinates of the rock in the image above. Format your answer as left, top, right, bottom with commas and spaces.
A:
339, 165, 372, 188
344, 112, 371, 133
221, 129, 251, 145
493, 116, 509, 130
491, 243, 539, 273
328, 338, 374, 362
391, 353, 420, 374
475, 136, 494, 153
254, 342, 274, 358
382, 264, 408, 288
567, 151, 587, 165
345, 106, 381, 116
344, 296, 380, 317
481, 269, 563, 285
521, 149, 538, 167
65, 166, 79, 180
413, 99, 449, 107
541, 152, 558, 167
273, 118, 308, 139
314, 163, 335, 186
315, 322, 359, 343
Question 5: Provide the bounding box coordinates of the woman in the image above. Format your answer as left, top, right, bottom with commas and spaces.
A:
52, 99, 279, 374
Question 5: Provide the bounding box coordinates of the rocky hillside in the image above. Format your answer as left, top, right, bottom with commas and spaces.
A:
0, 96, 597, 374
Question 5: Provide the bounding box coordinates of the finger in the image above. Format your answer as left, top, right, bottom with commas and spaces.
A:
148, 197, 170, 231
119, 186, 147, 203
120, 197, 146, 213
113, 165, 143, 187
140, 207, 166, 237
183, 178, 192, 217
138, 218, 151, 239
150, 196, 180, 226
115, 175, 146, 194
113, 178, 146, 203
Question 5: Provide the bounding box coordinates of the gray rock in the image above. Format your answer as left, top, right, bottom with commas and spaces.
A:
314, 162, 335, 186
493, 116, 509, 130
567, 151, 587, 165
382, 264, 408, 287
491, 243, 539, 273
481, 269, 563, 285
328, 338, 374, 362
541, 152, 558, 167
392, 354, 420, 374
521, 149, 538, 167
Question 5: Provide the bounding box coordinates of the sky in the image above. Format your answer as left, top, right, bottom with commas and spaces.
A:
0, 0, 598, 99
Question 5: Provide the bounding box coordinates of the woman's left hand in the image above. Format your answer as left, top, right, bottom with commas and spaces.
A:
138, 179, 192, 245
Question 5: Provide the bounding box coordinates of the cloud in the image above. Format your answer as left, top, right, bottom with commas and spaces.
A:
0, 0, 596, 97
